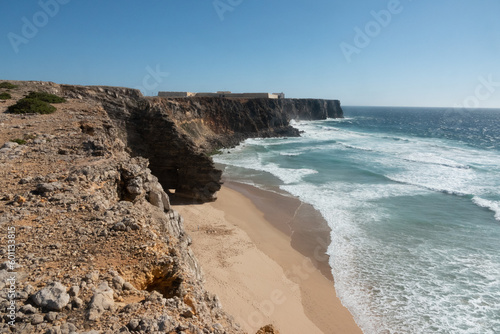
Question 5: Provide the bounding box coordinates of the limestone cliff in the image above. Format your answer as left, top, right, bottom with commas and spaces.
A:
0, 80, 339, 333
0, 81, 243, 334
59, 86, 343, 202
281, 98, 343, 120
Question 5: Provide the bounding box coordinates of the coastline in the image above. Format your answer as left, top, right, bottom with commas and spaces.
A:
174, 182, 361, 334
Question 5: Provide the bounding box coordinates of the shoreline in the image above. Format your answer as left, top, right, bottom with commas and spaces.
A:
174, 182, 361, 333
222, 181, 334, 281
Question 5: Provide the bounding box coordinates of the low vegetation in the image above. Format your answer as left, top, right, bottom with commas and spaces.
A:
0, 92, 11, 100
26, 91, 66, 103
8, 98, 57, 114
0, 82, 18, 89
208, 148, 223, 156
11, 138, 27, 145
7, 91, 66, 114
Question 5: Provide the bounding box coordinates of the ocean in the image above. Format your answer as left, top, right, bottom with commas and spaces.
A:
213, 106, 500, 334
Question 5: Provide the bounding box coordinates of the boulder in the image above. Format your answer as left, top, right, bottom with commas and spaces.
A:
36, 182, 63, 194
32, 282, 70, 311
112, 275, 125, 290
148, 189, 171, 212
256, 324, 280, 334
87, 282, 115, 321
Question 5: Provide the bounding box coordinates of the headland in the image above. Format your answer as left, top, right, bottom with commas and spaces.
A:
0, 80, 356, 333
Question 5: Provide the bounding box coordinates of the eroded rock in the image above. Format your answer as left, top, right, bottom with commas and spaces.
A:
87, 282, 115, 321
32, 282, 70, 311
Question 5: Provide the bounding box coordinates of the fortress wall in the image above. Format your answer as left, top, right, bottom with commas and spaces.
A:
158, 92, 191, 97
159, 92, 282, 99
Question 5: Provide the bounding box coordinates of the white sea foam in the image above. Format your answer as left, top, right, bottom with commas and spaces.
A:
279, 151, 302, 156
402, 152, 470, 169
215, 117, 500, 334
385, 168, 478, 197
472, 197, 500, 222
337, 143, 375, 152
298, 122, 500, 202
215, 151, 318, 185
262, 163, 318, 184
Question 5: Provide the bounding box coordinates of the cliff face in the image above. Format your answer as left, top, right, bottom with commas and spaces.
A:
281, 98, 343, 120
149, 97, 300, 150
0, 81, 241, 334
140, 96, 342, 203
0, 80, 340, 333
59, 86, 343, 202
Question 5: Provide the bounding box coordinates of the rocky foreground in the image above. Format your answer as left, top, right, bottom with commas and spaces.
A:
0, 81, 342, 333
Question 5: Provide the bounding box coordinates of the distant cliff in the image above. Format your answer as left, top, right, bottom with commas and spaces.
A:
60, 85, 343, 202
281, 98, 343, 120
158, 97, 343, 149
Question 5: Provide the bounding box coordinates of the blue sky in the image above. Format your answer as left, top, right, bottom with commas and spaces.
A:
1, 0, 500, 107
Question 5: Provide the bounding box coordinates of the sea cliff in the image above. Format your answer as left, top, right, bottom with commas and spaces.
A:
60, 85, 343, 203
0, 80, 342, 334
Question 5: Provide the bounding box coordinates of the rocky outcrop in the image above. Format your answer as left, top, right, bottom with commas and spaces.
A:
281, 98, 343, 120
0, 80, 343, 333
152, 97, 301, 150
256, 324, 281, 334
58, 85, 342, 202
59, 85, 222, 203
0, 81, 242, 333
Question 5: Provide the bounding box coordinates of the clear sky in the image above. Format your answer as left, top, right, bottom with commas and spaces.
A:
1, 0, 500, 107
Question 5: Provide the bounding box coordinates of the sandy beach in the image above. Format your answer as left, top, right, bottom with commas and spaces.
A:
174, 182, 361, 334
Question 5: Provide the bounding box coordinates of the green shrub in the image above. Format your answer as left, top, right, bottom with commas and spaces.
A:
25, 91, 66, 103
208, 148, 223, 156
0, 82, 18, 89
11, 138, 26, 145
0, 92, 11, 100
7, 98, 56, 114
7, 91, 65, 114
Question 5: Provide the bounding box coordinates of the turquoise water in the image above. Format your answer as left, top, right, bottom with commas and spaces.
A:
214, 106, 500, 334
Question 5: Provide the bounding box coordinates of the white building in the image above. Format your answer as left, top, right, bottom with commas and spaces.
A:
158, 91, 285, 99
